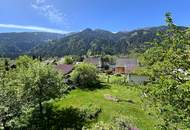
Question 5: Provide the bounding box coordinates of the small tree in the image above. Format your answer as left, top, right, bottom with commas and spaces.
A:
63, 56, 74, 64
70, 63, 99, 88
15, 56, 66, 128
102, 55, 116, 64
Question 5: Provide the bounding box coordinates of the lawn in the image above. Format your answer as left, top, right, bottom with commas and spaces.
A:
53, 83, 159, 130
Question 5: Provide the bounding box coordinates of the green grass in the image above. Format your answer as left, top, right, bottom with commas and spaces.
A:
99, 73, 126, 84
53, 83, 159, 130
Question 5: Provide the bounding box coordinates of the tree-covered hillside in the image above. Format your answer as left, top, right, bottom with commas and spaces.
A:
0, 26, 187, 58
30, 26, 186, 57
0, 32, 65, 58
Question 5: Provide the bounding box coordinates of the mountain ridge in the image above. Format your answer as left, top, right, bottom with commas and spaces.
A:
0, 26, 187, 57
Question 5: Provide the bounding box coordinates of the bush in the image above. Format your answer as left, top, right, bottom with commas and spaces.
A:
93, 121, 114, 130
112, 115, 136, 129
70, 63, 100, 88
63, 56, 74, 64
92, 115, 137, 130
115, 73, 122, 77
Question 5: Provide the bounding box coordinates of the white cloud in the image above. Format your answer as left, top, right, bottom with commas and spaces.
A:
31, 0, 65, 23
0, 24, 68, 34
36, 0, 46, 4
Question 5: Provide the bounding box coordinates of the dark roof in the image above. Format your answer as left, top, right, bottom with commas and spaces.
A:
55, 64, 74, 74
116, 58, 138, 67
84, 57, 102, 66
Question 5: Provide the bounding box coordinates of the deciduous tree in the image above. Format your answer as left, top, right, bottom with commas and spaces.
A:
142, 13, 190, 129
70, 63, 99, 88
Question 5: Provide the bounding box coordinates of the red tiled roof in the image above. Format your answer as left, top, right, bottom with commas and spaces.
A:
55, 64, 74, 74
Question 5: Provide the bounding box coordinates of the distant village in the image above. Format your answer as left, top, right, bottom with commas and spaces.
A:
43, 56, 149, 84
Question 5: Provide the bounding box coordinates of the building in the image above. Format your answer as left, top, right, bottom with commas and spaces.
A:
84, 57, 102, 68
55, 64, 74, 75
115, 58, 138, 74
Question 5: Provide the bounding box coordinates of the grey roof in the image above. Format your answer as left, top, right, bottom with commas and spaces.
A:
116, 58, 138, 67
84, 57, 102, 66
55, 64, 74, 74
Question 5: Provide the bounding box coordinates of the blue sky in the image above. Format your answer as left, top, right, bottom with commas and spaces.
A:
0, 0, 189, 34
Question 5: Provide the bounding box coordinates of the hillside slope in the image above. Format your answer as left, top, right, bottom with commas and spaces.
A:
30, 26, 170, 57
0, 26, 187, 57
0, 32, 65, 57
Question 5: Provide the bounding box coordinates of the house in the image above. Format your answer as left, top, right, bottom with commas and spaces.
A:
115, 58, 138, 74
55, 64, 74, 75
84, 57, 102, 68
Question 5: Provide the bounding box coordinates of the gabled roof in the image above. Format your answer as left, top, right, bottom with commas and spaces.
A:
84, 57, 102, 66
116, 58, 138, 67
55, 64, 74, 74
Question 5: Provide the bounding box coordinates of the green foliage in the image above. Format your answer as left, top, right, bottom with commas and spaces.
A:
30, 27, 174, 57
59, 55, 81, 64
15, 56, 66, 108
93, 115, 137, 130
0, 59, 23, 129
54, 84, 159, 130
102, 55, 116, 64
16, 102, 101, 130
99, 73, 128, 85
93, 121, 114, 130
16, 55, 36, 68
142, 13, 190, 129
63, 55, 74, 64
30, 106, 88, 130
70, 55, 83, 62
70, 63, 99, 88
0, 56, 66, 129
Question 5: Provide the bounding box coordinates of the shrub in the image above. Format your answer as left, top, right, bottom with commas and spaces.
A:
70, 63, 99, 88
112, 115, 136, 129
93, 121, 114, 130
63, 56, 74, 64
92, 115, 137, 130
115, 73, 122, 77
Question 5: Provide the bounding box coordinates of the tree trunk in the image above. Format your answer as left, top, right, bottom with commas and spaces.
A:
2, 120, 6, 130
2, 120, 9, 130
39, 99, 44, 129
39, 101, 43, 119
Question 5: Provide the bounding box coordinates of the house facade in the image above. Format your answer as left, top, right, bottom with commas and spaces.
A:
115, 58, 138, 74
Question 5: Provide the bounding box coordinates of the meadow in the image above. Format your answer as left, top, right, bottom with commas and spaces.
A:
53, 74, 160, 130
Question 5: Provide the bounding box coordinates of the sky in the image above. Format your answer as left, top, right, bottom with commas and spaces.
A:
0, 0, 190, 34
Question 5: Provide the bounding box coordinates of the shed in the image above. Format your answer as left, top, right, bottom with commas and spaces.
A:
115, 58, 138, 74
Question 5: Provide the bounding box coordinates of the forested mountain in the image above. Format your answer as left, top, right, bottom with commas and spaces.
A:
0, 26, 187, 57
0, 32, 65, 57
30, 26, 173, 57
